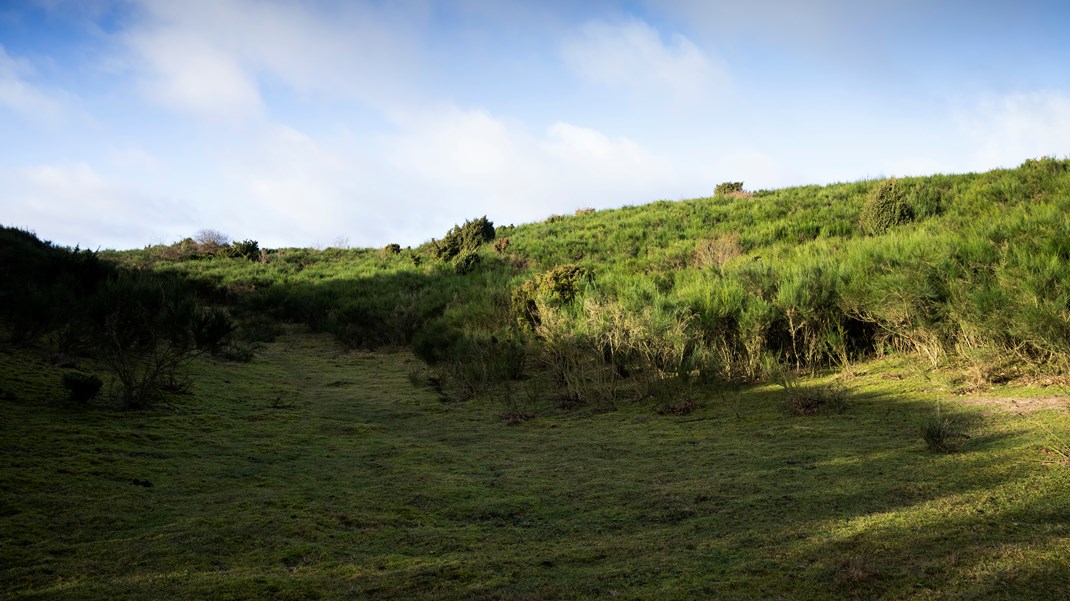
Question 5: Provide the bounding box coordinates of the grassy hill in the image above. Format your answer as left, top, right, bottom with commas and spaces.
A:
3, 158, 1070, 599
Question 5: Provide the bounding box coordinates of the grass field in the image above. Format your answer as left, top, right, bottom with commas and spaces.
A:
4, 327, 1069, 600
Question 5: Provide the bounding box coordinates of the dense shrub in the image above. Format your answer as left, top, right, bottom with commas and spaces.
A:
87, 274, 233, 408
411, 321, 526, 400
61, 371, 103, 404
382, 243, 402, 256
860, 179, 913, 234
431, 216, 495, 262
714, 181, 745, 197
223, 239, 260, 261
511, 264, 593, 331
0, 226, 107, 343
537, 264, 593, 303
454, 250, 481, 274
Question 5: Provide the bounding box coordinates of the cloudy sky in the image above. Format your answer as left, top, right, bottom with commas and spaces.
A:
2, 0, 1069, 249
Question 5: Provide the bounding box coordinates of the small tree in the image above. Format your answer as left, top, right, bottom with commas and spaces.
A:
194, 229, 230, 252
88, 274, 233, 409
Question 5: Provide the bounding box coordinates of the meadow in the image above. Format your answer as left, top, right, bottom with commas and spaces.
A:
3, 158, 1070, 599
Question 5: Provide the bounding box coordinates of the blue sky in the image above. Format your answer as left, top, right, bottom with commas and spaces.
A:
2, 0, 1069, 250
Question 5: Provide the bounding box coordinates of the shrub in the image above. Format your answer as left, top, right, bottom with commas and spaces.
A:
431, 216, 495, 262
454, 250, 481, 274
511, 280, 542, 330
493, 237, 510, 254
511, 264, 593, 331
226, 239, 260, 261
382, 243, 402, 256
860, 179, 913, 234
715, 181, 745, 197
575, 207, 595, 216
87, 274, 234, 409
61, 371, 102, 404
693, 233, 744, 269
410, 322, 526, 401
774, 365, 849, 415
783, 381, 849, 415
537, 264, 593, 304
921, 406, 968, 453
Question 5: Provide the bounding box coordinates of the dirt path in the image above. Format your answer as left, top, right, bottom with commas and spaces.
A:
956, 395, 1070, 413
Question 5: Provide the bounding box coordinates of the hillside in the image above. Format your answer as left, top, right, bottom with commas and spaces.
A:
3, 158, 1070, 599
101, 156, 1070, 391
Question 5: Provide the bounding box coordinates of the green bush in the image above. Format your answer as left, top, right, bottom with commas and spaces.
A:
860, 179, 913, 234
431, 216, 495, 262
537, 264, 593, 304
61, 371, 103, 404
454, 250, 481, 274
511, 264, 593, 331
226, 239, 261, 261
382, 243, 402, 256
714, 181, 745, 197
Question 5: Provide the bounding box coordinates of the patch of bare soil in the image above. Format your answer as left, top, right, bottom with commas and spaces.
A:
956, 395, 1070, 413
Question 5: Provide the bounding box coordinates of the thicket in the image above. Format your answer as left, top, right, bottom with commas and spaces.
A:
1, 226, 234, 408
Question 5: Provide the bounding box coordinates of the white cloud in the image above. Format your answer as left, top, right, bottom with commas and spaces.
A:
957, 91, 1070, 169
123, 0, 426, 120
127, 29, 263, 121
1, 162, 195, 249
0, 44, 67, 122
383, 107, 677, 229
561, 18, 728, 103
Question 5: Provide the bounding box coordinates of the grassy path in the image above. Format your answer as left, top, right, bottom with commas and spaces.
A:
2, 329, 1070, 599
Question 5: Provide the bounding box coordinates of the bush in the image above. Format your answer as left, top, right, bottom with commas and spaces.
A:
226, 239, 261, 261
715, 181, 745, 197
87, 274, 234, 409
511, 264, 593, 331
454, 250, 481, 274
860, 179, 913, 234
537, 264, 593, 304
493, 237, 510, 254
382, 243, 402, 256
410, 322, 526, 401
693, 233, 744, 269
61, 371, 102, 404
774, 365, 848, 415
431, 216, 495, 262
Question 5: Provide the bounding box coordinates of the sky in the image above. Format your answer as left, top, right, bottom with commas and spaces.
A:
2, 0, 1070, 250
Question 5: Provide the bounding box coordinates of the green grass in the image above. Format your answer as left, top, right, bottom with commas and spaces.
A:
4, 329, 1069, 600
